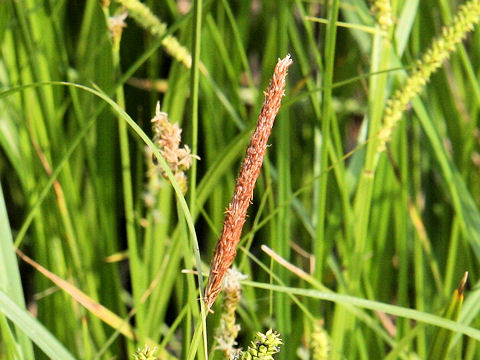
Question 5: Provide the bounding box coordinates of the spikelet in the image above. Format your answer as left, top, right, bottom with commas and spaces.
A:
214, 268, 247, 358
204, 55, 293, 312
377, 0, 480, 154
133, 345, 157, 360
371, 0, 394, 32
146, 103, 198, 196
108, 12, 128, 44
115, 0, 192, 68
236, 329, 283, 360
311, 323, 330, 360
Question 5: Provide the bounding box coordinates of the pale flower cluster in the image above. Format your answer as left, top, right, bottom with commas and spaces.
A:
215, 268, 248, 358
371, 0, 393, 32
147, 102, 198, 196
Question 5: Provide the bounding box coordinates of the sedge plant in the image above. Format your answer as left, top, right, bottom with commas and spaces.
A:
1, 0, 480, 359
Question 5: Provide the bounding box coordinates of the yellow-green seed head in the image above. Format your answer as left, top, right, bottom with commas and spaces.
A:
240, 330, 283, 360
376, 0, 480, 155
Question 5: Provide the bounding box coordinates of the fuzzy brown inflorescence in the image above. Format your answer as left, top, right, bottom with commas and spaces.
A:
204, 55, 293, 312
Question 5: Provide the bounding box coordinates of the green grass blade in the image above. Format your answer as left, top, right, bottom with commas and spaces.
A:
0, 184, 34, 358
413, 97, 480, 261
0, 313, 23, 359
242, 281, 480, 342
0, 291, 76, 360
428, 273, 467, 360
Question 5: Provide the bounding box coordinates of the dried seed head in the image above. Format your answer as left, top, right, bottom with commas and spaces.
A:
204, 55, 293, 312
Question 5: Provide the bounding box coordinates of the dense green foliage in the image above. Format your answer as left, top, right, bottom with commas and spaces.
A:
1, 0, 480, 359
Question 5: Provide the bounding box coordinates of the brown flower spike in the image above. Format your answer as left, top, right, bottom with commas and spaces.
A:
205, 55, 293, 312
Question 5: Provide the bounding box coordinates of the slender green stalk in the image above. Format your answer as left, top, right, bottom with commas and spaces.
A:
275, 0, 293, 344
187, 1, 207, 359
104, 7, 146, 341
314, 0, 340, 280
